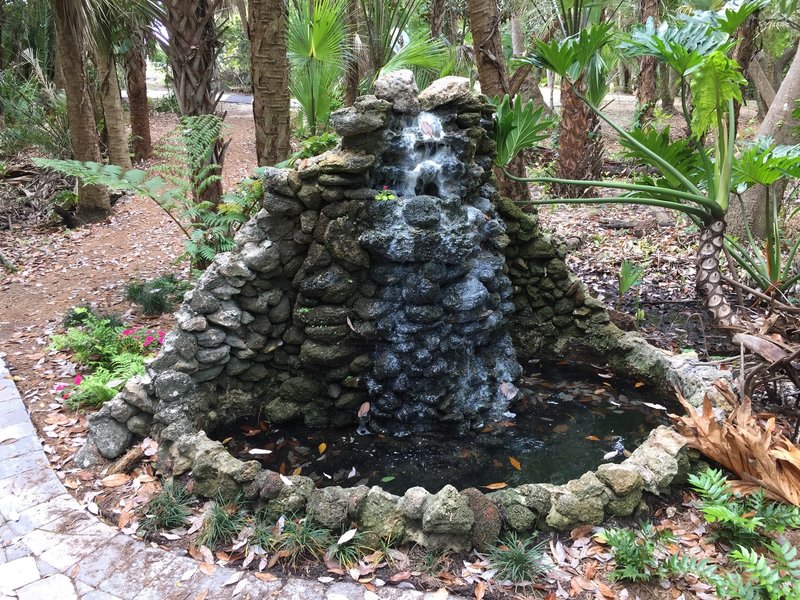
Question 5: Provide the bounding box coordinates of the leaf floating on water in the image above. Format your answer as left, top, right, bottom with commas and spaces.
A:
585, 435, 600, 441
248, 448, 272, 455
635, 381, 646, 388
338, 528, 358, 545
482, 482, 508, 490
358, 402, 370, 418
597, 372, 614, 379
553, 424, 570, 433
221, 437, 232, 444
508, 456, 522, 471
642, 402, 667, 411
348, 467, 357, 479
318, 442, 327, 455
292, 467, 302, 476
603, 450, 619, 460
381, 476, 395, 483
499, 381, 519, 400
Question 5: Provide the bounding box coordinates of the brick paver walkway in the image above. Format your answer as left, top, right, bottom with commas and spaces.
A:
0, 359, 464, 600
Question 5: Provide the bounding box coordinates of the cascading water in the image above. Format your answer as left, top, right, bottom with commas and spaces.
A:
358, 109, 522, 435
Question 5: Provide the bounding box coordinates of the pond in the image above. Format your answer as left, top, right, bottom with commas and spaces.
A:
213, 361, 673, 495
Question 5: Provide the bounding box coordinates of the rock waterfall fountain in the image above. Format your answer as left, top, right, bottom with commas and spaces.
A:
75, 72, 723, 539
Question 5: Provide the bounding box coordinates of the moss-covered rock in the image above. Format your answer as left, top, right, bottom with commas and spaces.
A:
359, 487, 405, 541
422, 485, 474, 535
461, 488, 501, 551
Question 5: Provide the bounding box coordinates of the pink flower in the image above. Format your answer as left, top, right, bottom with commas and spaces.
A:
55, 383, 66, 392
73, 374, 83, 385
158, 331, 166, 343
144, 335, 155, 347
121, 329, 133, 336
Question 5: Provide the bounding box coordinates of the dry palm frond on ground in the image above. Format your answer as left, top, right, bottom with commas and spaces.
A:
672, 380, 800, 506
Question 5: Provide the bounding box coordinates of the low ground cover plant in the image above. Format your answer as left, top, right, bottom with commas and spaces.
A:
125, 274, 191, 315
601, 468, 800, 598
51, 307, 164, 408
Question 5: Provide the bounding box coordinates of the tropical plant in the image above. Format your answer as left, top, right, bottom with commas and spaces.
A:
287, 0, 350, 135
689, 468, 800, 543
725, 138, 800, 294
50, 308, 163, 408
126, 274, 192, 315
617, 260, 646, 309
197, 495, 249, 548
490, 95, 556, 169
269, 515, 333, 566
502, 2, 778, 326
358, 0, 448, 88
35, 116, 261, 267
275, 132, 340, 168
600, 523, 676, 582
0, 53, 71, 159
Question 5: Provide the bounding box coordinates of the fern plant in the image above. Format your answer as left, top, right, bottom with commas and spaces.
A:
51, 308, 161, 409
34, 124, 262, 268
689, 468, 800, 544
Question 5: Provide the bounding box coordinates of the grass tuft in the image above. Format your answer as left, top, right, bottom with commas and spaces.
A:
138, 480, 193, 537
486, 532, 549, 584
197, 495, 249, 549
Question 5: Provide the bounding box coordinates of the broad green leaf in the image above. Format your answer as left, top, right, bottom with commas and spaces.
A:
491, 95, 555, 167
689, 51, 745, 138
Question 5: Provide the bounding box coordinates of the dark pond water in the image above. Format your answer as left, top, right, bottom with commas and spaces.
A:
214, 361, 673, 495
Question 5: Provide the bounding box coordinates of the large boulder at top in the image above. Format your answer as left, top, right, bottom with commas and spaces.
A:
419, 76, 474, 110
373, 69, 420, 114
330, 95, 392, 136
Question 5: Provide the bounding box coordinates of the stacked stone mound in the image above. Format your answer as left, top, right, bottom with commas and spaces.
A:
80, 73, 532, 464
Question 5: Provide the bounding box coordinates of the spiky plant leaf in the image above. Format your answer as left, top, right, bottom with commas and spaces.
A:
491, 95, 555, 167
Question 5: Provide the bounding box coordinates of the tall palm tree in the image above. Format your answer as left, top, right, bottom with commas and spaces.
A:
636, 0, 659, 126
51, 0, 111, 223
248, 0, 291, 165
157, 0, 223, 116
549, 0, 608, 197
122, 28, 152, 162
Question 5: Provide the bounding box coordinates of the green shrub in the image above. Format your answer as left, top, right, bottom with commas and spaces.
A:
126, 274, 191, 316
138, 480, 193, 536
601, 523, 674, 582
51, 309, 143, 368
486, 532, 548, 584
326, 528, 370, 568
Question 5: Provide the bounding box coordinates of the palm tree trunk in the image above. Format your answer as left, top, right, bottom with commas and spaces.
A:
659, 62, 676, 113
96, 48, 132, 170
123, 32, 152, 162
465, 0, 509, 96
466, 0, 530, 202
160, 0, 222, 117
430, 0, 446, 38
248, 0, 291, 166
52, 0, 111, 224
731, 11, 759, 128
552, 78, 602, 197
343, 0, 360, 106
697, 220, 736, 326
635, 0, 658, 126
